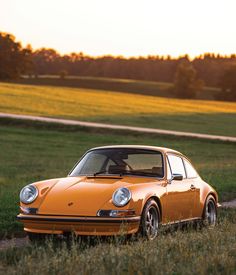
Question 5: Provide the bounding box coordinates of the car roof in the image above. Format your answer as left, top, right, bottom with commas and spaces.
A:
89, 145, 183, 155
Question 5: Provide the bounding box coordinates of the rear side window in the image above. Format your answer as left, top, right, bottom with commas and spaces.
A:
183, 159, 198, 178
168, 155, 186, 178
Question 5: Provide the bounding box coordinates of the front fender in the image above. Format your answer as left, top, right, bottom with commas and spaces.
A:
104, 181, 166, 216
19, 178, 61, 209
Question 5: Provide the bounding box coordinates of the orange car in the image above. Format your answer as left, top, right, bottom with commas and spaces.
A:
17, 145, 218, 241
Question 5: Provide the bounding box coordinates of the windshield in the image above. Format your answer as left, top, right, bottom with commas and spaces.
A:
69, 148, 164, 178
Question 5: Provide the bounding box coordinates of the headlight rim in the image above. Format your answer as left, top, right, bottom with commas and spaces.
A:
112, 187, 131, 207
20, 184, 38, 204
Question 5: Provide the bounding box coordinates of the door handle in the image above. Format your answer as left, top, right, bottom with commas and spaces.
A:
190, 184, 196, 190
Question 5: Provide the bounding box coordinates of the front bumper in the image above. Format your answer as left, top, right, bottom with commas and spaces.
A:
17, 214, 141, 236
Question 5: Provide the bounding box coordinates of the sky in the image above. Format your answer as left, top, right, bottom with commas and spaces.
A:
1, 0, 236, 57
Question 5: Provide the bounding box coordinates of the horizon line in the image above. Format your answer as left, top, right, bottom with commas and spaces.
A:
2, 31, 236, 60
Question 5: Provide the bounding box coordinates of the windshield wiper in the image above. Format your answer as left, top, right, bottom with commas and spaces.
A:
93, 170, 126, 177
121, 171, 158, 177
93, 170, 156, 177
93, 170, 107, 176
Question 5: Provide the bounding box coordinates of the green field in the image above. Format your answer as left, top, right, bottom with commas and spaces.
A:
0, 82, 236, 136
0, 120, 235, 238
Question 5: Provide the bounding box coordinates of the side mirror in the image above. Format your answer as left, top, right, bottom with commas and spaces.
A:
172, 173, 183, 181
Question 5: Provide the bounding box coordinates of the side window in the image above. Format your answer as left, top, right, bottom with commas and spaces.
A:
183, 159, 198, 178
168, 155, 186, 178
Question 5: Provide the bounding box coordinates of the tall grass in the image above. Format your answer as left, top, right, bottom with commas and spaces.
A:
0, 209, 235, 274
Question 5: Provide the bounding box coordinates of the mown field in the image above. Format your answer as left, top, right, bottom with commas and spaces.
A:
0, 120, 235, 239
16, 75, 220, 100
0, 82, 236, 136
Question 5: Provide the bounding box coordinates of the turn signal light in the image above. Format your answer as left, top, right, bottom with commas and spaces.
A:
97, 209, 135, 217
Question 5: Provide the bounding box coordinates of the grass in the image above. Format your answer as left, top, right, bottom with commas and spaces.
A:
0, 209, 235, 274
0, 82, 236, 136
0, 120, 235, 238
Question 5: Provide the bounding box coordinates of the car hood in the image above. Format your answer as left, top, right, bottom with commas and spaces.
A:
38, 175, 151, 216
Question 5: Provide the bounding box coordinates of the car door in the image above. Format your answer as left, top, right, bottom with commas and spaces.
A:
163, 154, 195, 222
182, 158, 201, 218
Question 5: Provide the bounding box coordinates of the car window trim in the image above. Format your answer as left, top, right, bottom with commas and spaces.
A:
166, 153, 187, 180
69, 148, 165, 179
166, 156, 172, 180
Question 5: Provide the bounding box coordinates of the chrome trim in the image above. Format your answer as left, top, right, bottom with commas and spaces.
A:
20, 184, 38, 204
112, 187, 131, 207
162, 217, 202, 226
97, 209, 135, 217
17, 214, 140, 223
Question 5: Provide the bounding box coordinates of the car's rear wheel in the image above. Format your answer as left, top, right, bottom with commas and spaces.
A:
203, 195, 217, 227
140, 199, 160, 240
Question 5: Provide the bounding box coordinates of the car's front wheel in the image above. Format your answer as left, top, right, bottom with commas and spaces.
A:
27, 232, 48, 242
203, 195, 217, 227
140, 199, 160, 240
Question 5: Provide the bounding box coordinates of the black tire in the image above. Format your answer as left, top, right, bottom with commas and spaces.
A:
140, 199, 160, 240
27, 232, 48, 243
202, 195, 217, 227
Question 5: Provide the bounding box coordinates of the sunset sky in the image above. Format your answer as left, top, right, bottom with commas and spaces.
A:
1, 0, 236, 57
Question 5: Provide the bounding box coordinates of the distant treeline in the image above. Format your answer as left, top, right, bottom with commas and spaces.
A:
0, 31, 236, 100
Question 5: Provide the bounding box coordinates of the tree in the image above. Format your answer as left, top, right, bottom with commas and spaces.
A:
174, 62, 203, 98
32, 48, 61, 75
0, 32, 33, 79
217, 65, 236, 101
21, 44, 34, 77
0, 33, 23, 79
59, 70, 68, 79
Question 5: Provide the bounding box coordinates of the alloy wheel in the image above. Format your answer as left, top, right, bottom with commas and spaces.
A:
205, 199, 216, 226
145, 206, 159, 240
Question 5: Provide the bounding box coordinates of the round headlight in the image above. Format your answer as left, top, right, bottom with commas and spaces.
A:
20, 185, 38, 204
112, 187, 131, 207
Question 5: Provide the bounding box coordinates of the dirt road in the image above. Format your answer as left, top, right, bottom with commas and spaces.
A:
0, 112, 236, 142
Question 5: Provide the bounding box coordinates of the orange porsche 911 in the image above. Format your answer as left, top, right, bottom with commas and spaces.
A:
17, 145, 218, 241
